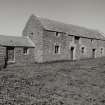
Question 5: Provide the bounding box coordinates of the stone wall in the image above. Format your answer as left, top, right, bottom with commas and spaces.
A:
23, 15, 43, 63
42, 29, 105, 62
0, 46, 6, 68
80, 38, 105, 59
43, 30, 70, 62
14, 47, 35, 64
22, 15, 105, 63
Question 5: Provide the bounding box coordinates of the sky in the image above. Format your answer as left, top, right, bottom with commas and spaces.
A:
0, 0, 105, 36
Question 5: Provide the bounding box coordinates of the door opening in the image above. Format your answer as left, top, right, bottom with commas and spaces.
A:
7, 47, 15, 62
92, 49, 96, 58
71, 47, 74, 60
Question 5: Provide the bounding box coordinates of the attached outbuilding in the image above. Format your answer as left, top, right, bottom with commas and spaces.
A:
0, 14, 105, 67
0, 35, 35, 68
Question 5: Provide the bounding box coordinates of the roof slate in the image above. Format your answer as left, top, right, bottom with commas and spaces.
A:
0, 35, 35, 47
35, 16, 105, 40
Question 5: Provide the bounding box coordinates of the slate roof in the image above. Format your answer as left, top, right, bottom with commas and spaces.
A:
0, 35, 35, 47
35, 15, 105, 40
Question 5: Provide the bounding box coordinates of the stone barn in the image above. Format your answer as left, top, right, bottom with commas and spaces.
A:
0, 35, 35, 68
0, 14, 105, 66
22, 14, 105, 63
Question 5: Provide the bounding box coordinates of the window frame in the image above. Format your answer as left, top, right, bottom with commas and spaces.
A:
81, 47, 85, 54
74, 36, 80, 43
54, 44, 60, 54
56, 32, 61, 37
23, 47, 29, 55
91, 39, 93, 43
100, 47, 104, 55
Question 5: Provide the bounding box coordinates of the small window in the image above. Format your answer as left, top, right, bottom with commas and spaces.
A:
56, 32, 61, 37
81, 47, 85, 54
23, 47, 29, 55
91, 39, 94, 43
74, 36, 80, 43
30, 32, 34, 35
101, 48, 104, 55
54, 45, 60, 54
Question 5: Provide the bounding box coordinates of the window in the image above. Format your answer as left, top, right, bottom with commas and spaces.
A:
101, 48, 104, 55
91, 39, 93, 42
74, 36, 80, 43
81, 47, 85, 54
54, 45, 60, 54
91, 39, 94, 43
56, 32, 61, 37
23, 47, 29, 55
30, 32, 34, 35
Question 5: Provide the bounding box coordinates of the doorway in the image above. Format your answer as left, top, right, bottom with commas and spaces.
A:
92, 49, 96, 58
71, 47, 74, 60
4, 47, 15, 68
7, 47, 15, 62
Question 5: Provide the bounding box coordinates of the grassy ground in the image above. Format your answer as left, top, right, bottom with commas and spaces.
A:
1, 57, 105, 105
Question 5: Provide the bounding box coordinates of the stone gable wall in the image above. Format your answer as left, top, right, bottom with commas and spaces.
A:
22, 15, 43, 63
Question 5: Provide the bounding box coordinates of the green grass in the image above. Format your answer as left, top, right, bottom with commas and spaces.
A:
1, 57, 105, 105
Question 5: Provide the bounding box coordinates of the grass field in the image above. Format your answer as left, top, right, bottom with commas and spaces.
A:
1, 57, 105, 105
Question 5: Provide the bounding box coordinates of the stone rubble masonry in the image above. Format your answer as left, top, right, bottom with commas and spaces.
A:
22, 15, 105, 63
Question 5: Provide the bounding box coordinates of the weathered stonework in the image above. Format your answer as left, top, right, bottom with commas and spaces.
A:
43, 30, 69, 62
14, 47, 35, 64
23, 15, 43, 63
0, 46, 6, 67
42, 30, 105, 62
22, 15, 105, 63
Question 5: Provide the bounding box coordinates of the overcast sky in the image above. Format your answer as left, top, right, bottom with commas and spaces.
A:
0, 0, 105, 36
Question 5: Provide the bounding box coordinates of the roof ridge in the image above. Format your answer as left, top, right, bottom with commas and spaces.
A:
32, 14, 105, 40
37, 16, 98, 32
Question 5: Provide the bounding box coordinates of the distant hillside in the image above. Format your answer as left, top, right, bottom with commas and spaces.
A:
1, 57, 105, 105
